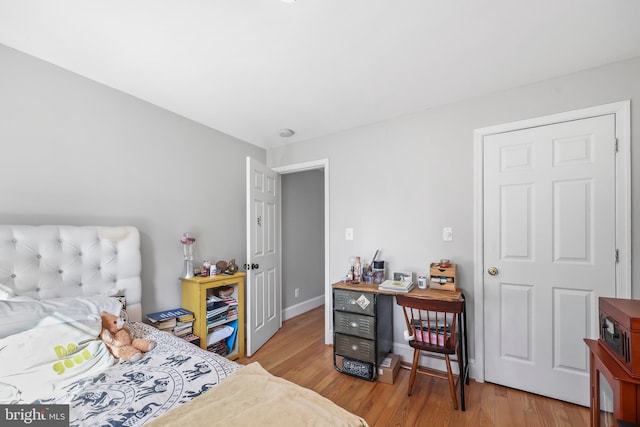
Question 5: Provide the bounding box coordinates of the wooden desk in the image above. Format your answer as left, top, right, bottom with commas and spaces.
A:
584, 339, 640, 426
331, 281, 469, 410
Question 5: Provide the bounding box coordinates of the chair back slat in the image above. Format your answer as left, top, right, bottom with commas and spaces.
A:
396, 294, 462, 350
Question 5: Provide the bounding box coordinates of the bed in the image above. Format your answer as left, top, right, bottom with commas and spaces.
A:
0, 225, 367, 427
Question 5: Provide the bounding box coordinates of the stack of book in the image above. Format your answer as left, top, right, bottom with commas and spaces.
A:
204, 288, 240, 356
206, 296, 238, 329
180, 333, 200, 347
173, 312, 195, 337
146, 307, 195, 337
378, 279, 415, 293
207, 338, 229, 356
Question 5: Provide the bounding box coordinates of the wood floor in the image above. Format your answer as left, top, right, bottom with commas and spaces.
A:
237, 305, 590, 427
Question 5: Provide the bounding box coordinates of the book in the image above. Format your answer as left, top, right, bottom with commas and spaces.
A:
378, 280, 415, 293
177, 313, 195, 322
207, 313, 237, 329
155, 318, 177, 329
146, 307, 194, 323
206, 301, 229, 316
181, 333, 200, 347
174, 326, 193, 337
173, 321, 193, 332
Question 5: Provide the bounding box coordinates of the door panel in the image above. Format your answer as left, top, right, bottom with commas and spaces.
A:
501, 184, 532, 259
484, 114, 616, 405
553, 288, 590, 372
500, 283, 532, 361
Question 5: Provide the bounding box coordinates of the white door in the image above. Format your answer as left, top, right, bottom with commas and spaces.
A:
246, 157, 282, 356
483, 115, 617, 406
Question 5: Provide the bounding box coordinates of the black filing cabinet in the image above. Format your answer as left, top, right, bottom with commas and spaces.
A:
333, 286, 393, 381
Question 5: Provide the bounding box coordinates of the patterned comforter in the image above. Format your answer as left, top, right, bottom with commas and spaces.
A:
36, 322, 241, 427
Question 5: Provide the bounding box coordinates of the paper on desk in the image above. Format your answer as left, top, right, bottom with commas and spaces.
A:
379, 357, 392, 368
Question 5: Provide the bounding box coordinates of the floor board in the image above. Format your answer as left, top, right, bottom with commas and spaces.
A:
237, 306, 590, 427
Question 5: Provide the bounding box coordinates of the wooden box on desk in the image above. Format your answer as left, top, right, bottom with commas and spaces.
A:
429, 263, 456, 291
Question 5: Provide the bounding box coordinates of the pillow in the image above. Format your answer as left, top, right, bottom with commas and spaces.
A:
0, 295, 123, 339
0, 313, 114, 403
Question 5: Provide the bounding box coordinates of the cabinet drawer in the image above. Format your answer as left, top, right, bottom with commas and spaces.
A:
334, 289, 375, 316
334, 311, 375, 340
335, 333, 376, 363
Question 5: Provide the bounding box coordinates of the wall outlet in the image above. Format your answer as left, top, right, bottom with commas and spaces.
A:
294, 288, 299, 298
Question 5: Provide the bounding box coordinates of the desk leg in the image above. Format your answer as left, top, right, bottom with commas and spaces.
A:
463, 298, 469, 386
459, 298, 469, 411
458, 310, 466, 411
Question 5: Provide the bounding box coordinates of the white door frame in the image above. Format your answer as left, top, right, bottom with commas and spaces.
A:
472, 100, 631, 383
273, 158, 331, 345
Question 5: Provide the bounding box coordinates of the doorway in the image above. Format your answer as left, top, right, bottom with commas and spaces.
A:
281, 169, 325, 320
273, 159, 331, 344
473, 101, 631, 402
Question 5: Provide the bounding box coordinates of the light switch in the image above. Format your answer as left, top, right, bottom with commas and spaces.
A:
443, 227, 453, 241
345, 228, 354, 241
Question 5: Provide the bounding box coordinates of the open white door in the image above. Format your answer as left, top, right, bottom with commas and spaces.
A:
246, 157, 281, 356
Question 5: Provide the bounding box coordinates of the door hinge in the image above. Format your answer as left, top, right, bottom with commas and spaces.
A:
615, 138, 619, 153
615, 249, 619, 263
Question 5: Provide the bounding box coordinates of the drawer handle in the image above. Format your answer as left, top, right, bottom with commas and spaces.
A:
351, 344, 359, 351
350, 322, 358, 328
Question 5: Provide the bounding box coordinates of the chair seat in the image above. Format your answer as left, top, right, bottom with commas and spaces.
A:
409, 338, 457, 354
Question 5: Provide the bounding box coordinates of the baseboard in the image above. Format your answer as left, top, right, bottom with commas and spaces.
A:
283, 295, 324, 321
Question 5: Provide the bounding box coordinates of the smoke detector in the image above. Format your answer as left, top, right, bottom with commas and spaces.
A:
279, 129, 295, 138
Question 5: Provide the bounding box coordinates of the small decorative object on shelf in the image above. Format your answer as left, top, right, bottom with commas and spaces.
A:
352, 256, 361, 284
181, 232, 196, 279
227, 259, 239, 275
202, 260, 211, 277
429, 261, 456, 291
215, 260, 228, 274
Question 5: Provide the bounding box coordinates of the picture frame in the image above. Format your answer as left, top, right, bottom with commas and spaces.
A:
391, 271, 413, 283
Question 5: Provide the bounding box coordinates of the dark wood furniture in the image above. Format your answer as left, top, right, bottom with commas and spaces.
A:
585, 339, 640, 426
599, 297, 640, 378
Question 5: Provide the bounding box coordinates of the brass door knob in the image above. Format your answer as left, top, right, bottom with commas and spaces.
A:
487, 267, 499, 276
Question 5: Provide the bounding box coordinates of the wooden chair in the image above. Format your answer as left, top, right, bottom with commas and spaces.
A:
396, 293, 467, 410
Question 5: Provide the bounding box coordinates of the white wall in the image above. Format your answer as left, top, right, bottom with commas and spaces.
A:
267, 56, 640, 363
0, 44, 266, 315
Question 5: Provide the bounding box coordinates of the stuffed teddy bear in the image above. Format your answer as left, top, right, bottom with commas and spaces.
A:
100, 311, 156, 362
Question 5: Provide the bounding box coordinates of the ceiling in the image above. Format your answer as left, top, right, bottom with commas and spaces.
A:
1, 1, 639, 149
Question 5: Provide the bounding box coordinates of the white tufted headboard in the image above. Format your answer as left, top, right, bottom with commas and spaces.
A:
0, 225, 142, 321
